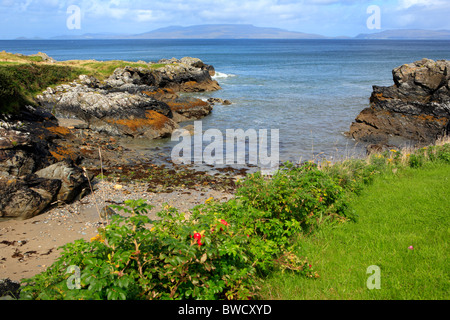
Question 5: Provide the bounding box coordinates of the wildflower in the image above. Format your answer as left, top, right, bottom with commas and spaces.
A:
205, 197, 214, 204
408, 246, 414, 250
390, 149, 397, 153
220, 219, 228, 226
193, 232, 203, 246
90, 234, 104, 243
193, 233, 201, 240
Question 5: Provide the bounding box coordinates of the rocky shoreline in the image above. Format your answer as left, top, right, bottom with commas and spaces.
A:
0, 55, 234, 221
1, 55, 449, 292
0, 53, 247, 289
347, 58, 450, 152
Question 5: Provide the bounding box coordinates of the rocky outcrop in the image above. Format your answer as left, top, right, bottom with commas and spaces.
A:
0, 278, 21, 299
155, 57, 219, 91
0, 107, 67, 177
0, 114, 89, 220
0, 56, 223, 220
35, 160, 88, 203
38, 85, 177, 139
347, 59, 450, 146
36, 57, 220, 139
0, 175, 62, 220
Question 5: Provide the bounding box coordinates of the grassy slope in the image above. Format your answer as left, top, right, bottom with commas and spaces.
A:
260, 163, 450, 300
0, 52, 167, 114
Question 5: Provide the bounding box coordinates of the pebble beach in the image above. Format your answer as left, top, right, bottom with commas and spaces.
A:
0, 178, 234, 282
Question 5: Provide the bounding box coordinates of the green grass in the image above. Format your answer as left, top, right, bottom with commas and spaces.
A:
76, 61, 150, 79
259, 162, 450, 300
0, 54, 168, 114
0, 63, 87, 114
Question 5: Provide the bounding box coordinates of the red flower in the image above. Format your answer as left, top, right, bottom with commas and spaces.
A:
220, 220, 228, 226
193, 233, 203, 246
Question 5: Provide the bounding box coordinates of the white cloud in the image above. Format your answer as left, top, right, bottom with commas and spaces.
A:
398, 0, 446, 9
19, 0, 33, 11
135, 9, 154, 22
1, 0, 450, 38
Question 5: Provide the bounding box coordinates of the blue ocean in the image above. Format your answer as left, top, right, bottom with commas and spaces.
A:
2, 39, 450, 163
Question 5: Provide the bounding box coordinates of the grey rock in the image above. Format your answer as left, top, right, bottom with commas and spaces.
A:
35, 160, 88, 203
0, 175, 61, 220
0, 278, 21, 299
348, 59, 450, 145
29, 52, 57, 63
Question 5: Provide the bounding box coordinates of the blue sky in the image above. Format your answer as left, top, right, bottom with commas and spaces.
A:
1, 0, 449, 39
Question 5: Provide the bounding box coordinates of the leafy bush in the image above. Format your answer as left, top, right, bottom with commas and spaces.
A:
20, 199, 257, 300
20, 164, 333, 300
20, 143, 450, 300
193, 162, 353, 274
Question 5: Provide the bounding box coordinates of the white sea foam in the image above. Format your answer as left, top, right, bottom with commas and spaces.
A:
212, 72, 236, 79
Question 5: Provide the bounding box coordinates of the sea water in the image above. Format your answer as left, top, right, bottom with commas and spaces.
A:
2, 39, 450, 164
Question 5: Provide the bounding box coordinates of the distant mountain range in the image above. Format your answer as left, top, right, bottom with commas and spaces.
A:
49, 24, 329, 40
14, 25, 450, 40
355, 29, 450, 40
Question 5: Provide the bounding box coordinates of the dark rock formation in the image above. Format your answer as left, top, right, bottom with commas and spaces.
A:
35, 160, 88, 203
347, 58, 450, 146
0, 278, 21, 299
0, 117, 89, 220
36, 57, 220, 139
0, 175, 62, 220
0, 103, 91, 220
0, 56, 222, 220
207, 98, 232, 105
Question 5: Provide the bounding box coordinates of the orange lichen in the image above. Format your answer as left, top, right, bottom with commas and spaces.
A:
184, 81, 198, 87
142, 88, 176, 97
106, 111, 170, 132
415, 114, 448, 125
167, 99, 208, 112
50, 146, 78, 162
45, 126, 71, 136
374, 93, 389, 101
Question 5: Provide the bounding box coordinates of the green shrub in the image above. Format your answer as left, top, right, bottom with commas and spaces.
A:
196, 162, 354, 273
20, 164, 332, 300
409, 153, 424, 168
20, 199, 258, 300
235, 162, 351, 232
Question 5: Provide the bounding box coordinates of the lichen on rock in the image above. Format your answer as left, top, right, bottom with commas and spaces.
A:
347, 58, 450, 147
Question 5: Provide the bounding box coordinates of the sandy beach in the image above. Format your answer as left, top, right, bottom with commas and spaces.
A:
0, 179, 234, 282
